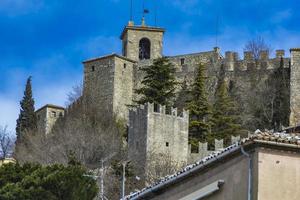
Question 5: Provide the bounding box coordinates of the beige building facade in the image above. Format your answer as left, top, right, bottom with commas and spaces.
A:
127, 132, 300, 200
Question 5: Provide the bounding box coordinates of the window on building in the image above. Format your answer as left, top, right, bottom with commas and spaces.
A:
51, 111, 56, 117
91, 66, 95, 72
124, 63, 127, 69
59, 112, 63, 117
139, 38, 151, 60
180, 58, 185, 65
166, 142, 169, 147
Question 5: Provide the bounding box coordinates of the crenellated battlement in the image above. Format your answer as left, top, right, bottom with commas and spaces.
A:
224, 49, 289, 71
188, 135, 241, 163
129, 102, 189, 120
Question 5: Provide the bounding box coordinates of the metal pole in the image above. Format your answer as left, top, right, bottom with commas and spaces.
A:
122, 162, 126, 200
241, 146, 252, 200
100, 160, 104, 200
130, 0, 133, 21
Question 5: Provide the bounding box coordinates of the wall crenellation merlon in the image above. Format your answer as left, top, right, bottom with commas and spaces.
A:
129, 102, 189, 120
225, 49, 287, 62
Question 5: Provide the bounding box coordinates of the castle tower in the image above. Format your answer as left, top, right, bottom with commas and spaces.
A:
35, 104, 65, 134
290, 48, 300, 126
128, 103, 189, 180
120, 21, 165, 61
83, 54, 136, 121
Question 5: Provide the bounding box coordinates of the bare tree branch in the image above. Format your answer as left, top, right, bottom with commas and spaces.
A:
0, 126, 15, 160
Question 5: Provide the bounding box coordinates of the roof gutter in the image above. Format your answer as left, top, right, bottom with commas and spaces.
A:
254, 140, 300, 149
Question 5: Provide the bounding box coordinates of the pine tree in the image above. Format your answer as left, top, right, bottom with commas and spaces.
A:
211, 66, 242, 145
16, 76, 37, 140
272, 57, 290, 130
135, 57, 178, 106
187, 63, 212, 143
174, 79, 192, 112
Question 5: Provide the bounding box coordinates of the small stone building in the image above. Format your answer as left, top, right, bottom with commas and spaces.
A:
36, 104, 65, 134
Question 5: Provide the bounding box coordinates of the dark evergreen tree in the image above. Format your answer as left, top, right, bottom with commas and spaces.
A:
0, 162, 98, 200
272, 57, 290, 130
174, 79, 192, 112
16, 76, 37, 140
211, 66, 242, 145
187, 64, 212, 143
135, 57, 178, 106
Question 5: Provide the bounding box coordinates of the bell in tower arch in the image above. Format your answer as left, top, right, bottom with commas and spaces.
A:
139, 38, 151, 60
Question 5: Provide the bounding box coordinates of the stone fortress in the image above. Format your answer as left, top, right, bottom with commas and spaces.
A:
36, 18, 300, 176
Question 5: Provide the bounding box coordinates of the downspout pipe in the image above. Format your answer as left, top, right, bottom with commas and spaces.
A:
241, 146, 252, 200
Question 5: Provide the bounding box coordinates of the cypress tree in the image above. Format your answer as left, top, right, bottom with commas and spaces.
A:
135, 57, 178, 106
16, 76, 37, 139
272, 57, 290, 130
187, 63, 212, 143
211, 66, 242, 145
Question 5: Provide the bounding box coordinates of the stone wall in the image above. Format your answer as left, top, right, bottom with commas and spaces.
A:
128, 103, 189, 177
188, 136, 241, 163
113, 57, 135, 120
83, 55, 135, 120
290, 49, 300, 126
83, 56, 116, 116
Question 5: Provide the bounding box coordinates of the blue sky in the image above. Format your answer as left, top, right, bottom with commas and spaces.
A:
1, 0, 300, 132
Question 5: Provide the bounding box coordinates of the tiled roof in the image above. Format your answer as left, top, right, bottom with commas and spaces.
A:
126, 130, 300, 200
35, 104, 65, 113
82, 53, 136, 64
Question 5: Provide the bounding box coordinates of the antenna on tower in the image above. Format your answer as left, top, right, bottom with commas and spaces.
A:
215, 12, 220, 47
216, 12, 219, 47
130, 0, 133, 21
128, 0, 134, 26
154, 0, 157, 26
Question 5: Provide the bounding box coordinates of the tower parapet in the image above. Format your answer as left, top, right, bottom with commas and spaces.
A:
188, 135, 241, 163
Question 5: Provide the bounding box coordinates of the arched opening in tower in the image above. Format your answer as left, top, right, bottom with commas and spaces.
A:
139, 38, 151, 60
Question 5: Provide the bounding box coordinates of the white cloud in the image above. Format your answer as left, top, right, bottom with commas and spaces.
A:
0, 96, 19, 133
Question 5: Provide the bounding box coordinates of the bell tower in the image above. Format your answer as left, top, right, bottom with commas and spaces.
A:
120, 20, 165, 61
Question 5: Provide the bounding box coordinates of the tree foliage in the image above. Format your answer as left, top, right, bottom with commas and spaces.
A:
0, 162, 98, 200
250, 58, 290, 130
211, 66, 242, 144
187, 64, 212, 142
135, 57, 178, 106
16, 77, 37, 140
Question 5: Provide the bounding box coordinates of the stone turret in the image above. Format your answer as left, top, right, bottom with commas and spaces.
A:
128, 103, 189, 179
